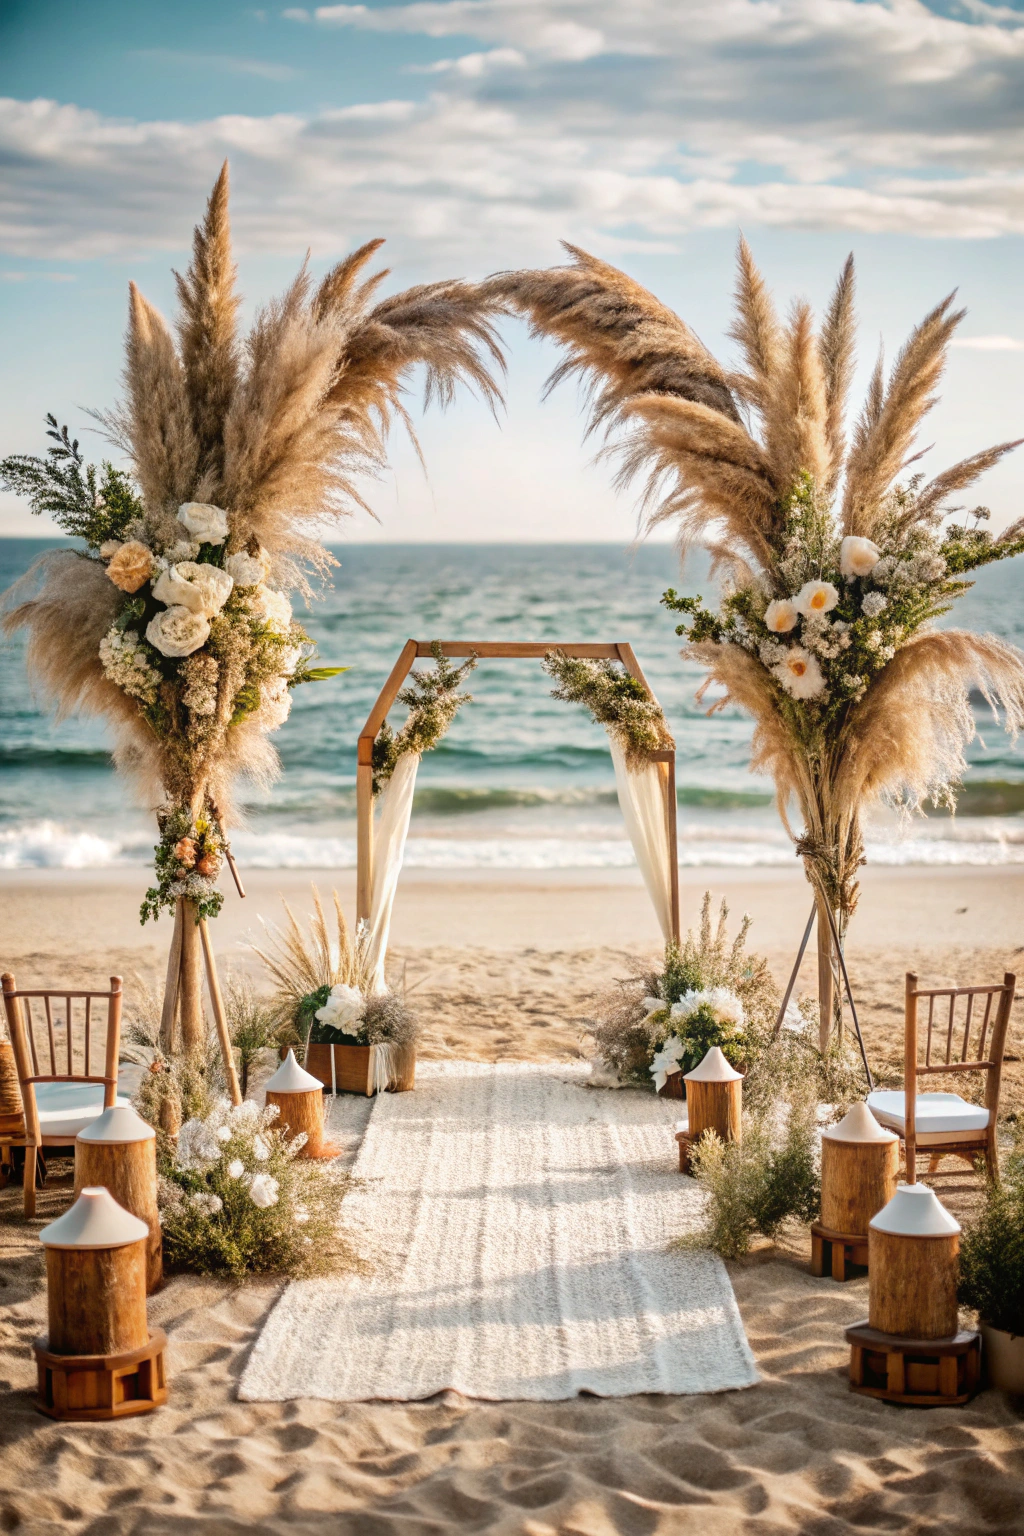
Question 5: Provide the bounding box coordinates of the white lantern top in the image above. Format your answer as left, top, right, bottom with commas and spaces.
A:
39, 1186, 149, 1250
684, 1046, 742, 1083
870, 1181, 960, 1237
77, 1104, 156, 1145
822, 1101, 897, 1145
265, 1049, 322, 1094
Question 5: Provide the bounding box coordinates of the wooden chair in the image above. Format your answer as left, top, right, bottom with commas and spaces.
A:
1, 972, 124, 1217
867, 971, 1016, 1185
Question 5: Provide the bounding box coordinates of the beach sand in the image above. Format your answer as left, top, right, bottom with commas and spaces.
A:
1, 864, 1022, 1532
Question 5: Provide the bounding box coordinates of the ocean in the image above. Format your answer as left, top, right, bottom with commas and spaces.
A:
1, 538, 1023, 874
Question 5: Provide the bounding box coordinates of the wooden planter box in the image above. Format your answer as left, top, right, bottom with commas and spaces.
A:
304, 1042, 416, 1097
657, 1073, 684, 1100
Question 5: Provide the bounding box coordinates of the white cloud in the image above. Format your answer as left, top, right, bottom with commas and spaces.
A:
951, 334, 1024, 350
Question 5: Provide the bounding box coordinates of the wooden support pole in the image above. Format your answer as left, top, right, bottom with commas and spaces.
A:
815, 889, 835, 1053
199, 919, 242, 1106
159, 900, 184, 1053
177, 903, 205, 1055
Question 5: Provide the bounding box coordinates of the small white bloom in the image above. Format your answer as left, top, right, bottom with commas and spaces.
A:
758, 638, 788, 668
641, 996, 666, 1022
152, 561, 233, 617
146, 605, 210, 658
773, 646, 826, 701
315, 982, 366, 1033
216, 1124, 231, 1143
649, 1035, 684, 1093
99, 539, 122, 560
704, 987, 745, 1028
248, 1173, 280, 1209
763, 598, 799, 634
793, 580, 839, 617
224, 550, 267, 588
256, 678, 292, 731
177, 502, 230, 545
861, 591, 888, 618
294, 1206, 310, 1225
206, 1193, 223, 1215
252, 586, 292, 635
227, 1159, 245, 1180
840, 536, 881, 579
865, 631, 882, 651
253, 1135, 271, 1162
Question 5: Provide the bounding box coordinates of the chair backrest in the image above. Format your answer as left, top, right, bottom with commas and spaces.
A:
1, 972, 122, 1144
905, 970, 1016, 1118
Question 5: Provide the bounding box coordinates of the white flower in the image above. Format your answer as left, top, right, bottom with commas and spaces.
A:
865, 631, 883, 651
152, 561, 233, 617
315, 982, 366, 1033
861, 591, 888, 618
764, 598, 799, 634
146, 605, 210, 658
253, 586, 292, 635
99, 539, 122, 560
216, 1124, 231, 1143
205, 1193, 223, 1215
649, 1035, 684, 1093
253, 1135, 271, 1162
758, 638, 788, 668
163, 539, 200, 564
99, 627, 160, 704
773, 646, 826, 701
704, 987, 745, 1028
641, 996, 667, 1022
793, 580, 839, 617
231, 1100, 262, 1131
227, 1159, 245, 1180
224, 551, 267, 588
294, 1206, 310, 1225
256, 678, 292, 731
840, 536, 881, 579
248, 1173, 280, 1209
177, 502, 230, 545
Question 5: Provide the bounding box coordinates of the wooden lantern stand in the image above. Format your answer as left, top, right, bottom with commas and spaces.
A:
675, 1047, 742, 1173
264, 1050, 339, 1158
34, 1187, 167, 1421
846, 1182, 980, 1406
75, 1105, 162, 1293
812, 1102, 899, 1281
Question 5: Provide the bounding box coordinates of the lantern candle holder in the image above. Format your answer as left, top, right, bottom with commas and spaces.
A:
845, 1181, 980, 1406
76, 1104, 162, 1293
675, 1047, 742, 1173
812, 1101, 898, 1281
34, 1186, 167, 1421
264, 1050, 338, 1159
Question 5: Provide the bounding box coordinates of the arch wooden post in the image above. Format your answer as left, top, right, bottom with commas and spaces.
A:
355, 640, 680, 943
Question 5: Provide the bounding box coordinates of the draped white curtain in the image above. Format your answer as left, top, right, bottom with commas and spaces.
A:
364, 750, 420, 996
608, 735, 674, 945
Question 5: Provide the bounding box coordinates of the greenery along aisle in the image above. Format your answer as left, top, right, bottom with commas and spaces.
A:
0, 164, 503, 1054
491, 243, 1024, 1046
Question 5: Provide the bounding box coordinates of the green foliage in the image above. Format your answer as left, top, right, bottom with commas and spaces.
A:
372, 641, 476, 795
661, 591, 725, 644
0, 414, 145, 548
958, 1125, 1024, 1335
542, 649, 673, 767
225, 976, 290, 1097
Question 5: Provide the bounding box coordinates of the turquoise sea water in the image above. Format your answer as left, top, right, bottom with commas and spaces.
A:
1, 538, 1023, 871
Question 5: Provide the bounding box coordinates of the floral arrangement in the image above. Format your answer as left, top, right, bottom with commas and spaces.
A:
157, 1096, 348, 1278
372, 642, 477, 796
493, 242, 1024, 1046
140, 803, 227, 924
541, 649, 673, 769
591, 893, 777, 1090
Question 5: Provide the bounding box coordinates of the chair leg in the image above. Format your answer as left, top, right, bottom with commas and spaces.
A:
928, 1153, 941, 1176
23, 1145, 36, 1218
985, 1129, 1000, 1186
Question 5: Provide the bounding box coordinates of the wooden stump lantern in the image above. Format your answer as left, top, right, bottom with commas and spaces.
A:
811, 1102, 898, 1281
76, 1105, 162, 1293
264, 1050, 335, 1159
34, 1187, 168, 1421
675, 1047, 742, 1173
845, 1182, 980, 1406
0, 1039, 25, 1136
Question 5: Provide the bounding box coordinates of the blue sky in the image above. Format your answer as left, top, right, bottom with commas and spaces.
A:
1, 0, 1023, 540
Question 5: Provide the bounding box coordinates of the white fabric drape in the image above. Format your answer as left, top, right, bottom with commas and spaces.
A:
364, 750, 420, 995
608, 734, 674, 944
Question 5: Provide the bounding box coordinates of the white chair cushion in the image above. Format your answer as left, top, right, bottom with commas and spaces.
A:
34, 1082, 132, 1140
867, 1090, 989, 1145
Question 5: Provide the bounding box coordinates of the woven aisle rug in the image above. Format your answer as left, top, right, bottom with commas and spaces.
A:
239, 1062, 758, 1402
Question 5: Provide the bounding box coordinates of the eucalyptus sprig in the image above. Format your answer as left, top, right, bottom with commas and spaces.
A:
0, 413, 146, 549
372, 641, 476, 795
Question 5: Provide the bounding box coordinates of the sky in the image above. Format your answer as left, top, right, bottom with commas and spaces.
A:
0, 0, 1023, 542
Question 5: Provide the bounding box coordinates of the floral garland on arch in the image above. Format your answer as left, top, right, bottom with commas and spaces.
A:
491, 241, 1024, 1046
1, 165, 502, 1052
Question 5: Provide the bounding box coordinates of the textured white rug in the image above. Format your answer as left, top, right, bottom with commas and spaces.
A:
239, 1062, 758, 1402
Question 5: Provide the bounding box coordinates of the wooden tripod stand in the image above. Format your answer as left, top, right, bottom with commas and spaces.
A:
773, 900, 874, 1091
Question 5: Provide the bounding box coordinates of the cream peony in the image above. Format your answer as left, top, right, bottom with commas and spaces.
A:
315, 982, 366, 1033
106, 540, 155, 593
225, 550, 267, 587
177, 502, 230, 545
152, 560, 233, 617
793, 580, 839, 616
840, 535, 881, 579
146, 604, 210, 658
764, 598, 798, 633
773, 646, 826, 701
254, 586, 292, 635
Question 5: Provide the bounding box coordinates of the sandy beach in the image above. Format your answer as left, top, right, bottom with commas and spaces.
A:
1, 864, 1022, 1532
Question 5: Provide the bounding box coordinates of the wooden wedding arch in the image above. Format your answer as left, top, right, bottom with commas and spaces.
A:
355, 639, 681, 944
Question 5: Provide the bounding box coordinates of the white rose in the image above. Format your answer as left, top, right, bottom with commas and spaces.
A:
793, 580, 839, 617
253, 586, 292, 635
772, 645, 826, 701
146, 605, 210, 658
177, 502, 230, 546
225, 551, 267, 588
764, 598, 798, 634
152, 561, 233, 617
315, 982, 366, 1032
839, 536, 881, 580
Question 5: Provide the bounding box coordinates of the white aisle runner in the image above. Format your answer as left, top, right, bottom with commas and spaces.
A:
239, 1062, 758, 1402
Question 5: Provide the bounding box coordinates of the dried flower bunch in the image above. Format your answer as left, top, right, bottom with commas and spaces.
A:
371, 641, 477, 796
492, 243, 1024, 1042
1, 165, 503, 919
541, 649, 674, 770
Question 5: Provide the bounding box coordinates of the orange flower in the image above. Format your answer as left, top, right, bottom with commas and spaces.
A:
196, 855, 217, 877
106, 540, 154, 593
173, 837, 196, 867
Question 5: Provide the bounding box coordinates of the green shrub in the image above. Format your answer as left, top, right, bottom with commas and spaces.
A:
959, 1127, 1024, 1336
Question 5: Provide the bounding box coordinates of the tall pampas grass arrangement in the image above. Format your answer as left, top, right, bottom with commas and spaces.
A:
2, 165, 503, 1053
490, 243, 1024, 1046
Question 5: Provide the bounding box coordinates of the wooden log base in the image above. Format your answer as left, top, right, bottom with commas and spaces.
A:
658, 1073, 684, 1101
810, 1222, 870, 1281
33, 1327, 168, 1421
845, 1321, 981, 1407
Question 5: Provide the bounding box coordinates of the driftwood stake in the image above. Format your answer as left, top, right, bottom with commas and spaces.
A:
199, 919, 242, 1106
